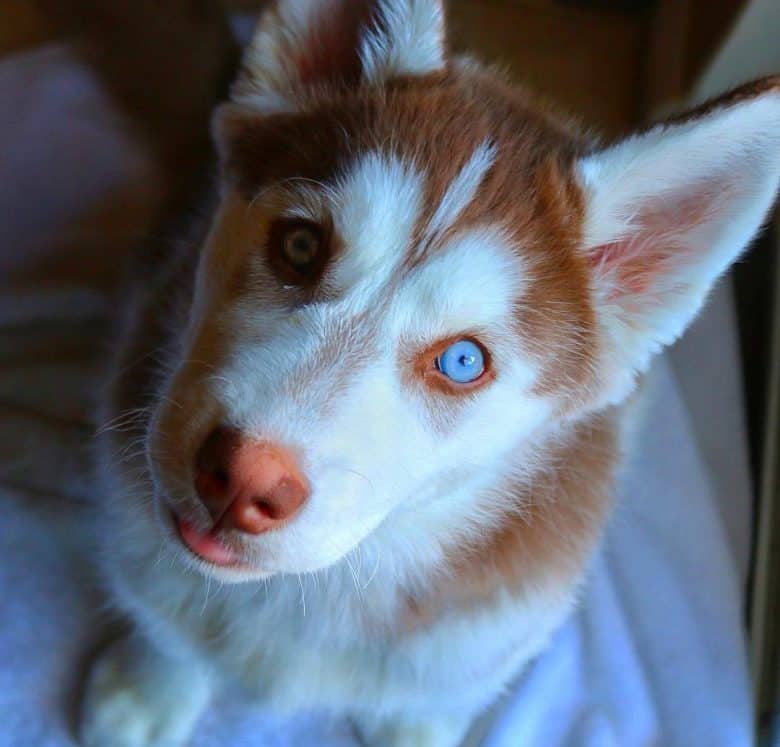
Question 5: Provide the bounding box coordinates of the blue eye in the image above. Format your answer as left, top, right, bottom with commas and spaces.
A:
436, 339, 486, 384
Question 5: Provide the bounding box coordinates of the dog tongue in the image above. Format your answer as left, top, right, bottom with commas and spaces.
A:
177, 518, 240, 566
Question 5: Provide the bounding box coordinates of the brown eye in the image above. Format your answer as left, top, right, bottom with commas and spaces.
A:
282, 225, 320, 268
267, 219, 327, 284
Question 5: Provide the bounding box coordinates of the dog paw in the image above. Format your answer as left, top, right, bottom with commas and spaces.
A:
353, 714, 471, 747
79, 636, 210, 747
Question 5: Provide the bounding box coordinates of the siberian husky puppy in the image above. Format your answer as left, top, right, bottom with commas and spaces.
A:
79, 1, 780, 745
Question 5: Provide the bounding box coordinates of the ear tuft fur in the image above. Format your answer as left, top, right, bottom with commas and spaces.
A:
232, 0, 446, 113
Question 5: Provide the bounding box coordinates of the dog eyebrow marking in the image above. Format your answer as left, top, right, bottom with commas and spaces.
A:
329, 150, 423, 292
424, 139, 497, 243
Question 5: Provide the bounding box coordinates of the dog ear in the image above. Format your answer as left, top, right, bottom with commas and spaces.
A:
230, 0, 445, 112
577, 77, 780, 402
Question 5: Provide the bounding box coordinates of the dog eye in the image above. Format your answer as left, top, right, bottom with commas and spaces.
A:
282, 225, 321, 268
267, 219, 326, 283
436, 339, 486, 383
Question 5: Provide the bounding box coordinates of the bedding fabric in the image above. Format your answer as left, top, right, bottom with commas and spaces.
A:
0, 44, 754, 747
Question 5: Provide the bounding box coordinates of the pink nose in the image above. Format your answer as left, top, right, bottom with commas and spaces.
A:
194, 427, 308, 534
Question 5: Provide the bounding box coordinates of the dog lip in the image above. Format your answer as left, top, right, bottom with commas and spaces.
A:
174, 514, 244, 567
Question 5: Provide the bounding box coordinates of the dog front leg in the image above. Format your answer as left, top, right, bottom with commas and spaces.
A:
79, 629, 212, 747
353, 712, 473, 747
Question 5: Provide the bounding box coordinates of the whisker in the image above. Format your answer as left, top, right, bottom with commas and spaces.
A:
297, 573, 306, 616
363, 548, 381, 591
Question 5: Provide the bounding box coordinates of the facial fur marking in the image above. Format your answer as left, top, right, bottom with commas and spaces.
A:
329, 150, 424, 293
420, 139, 497, 247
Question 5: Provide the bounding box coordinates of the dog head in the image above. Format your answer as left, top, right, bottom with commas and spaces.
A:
145, 0, 780, 583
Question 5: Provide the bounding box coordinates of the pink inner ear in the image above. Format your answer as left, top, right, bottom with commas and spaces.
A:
589, 182, 724, 301
293, 0, 377, 88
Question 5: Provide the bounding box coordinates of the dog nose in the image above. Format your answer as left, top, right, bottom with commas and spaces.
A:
194, 427, 308, 534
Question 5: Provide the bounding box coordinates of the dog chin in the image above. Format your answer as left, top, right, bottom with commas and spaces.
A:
177, 549, 276, 584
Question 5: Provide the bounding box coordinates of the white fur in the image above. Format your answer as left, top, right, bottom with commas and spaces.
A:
395, 226, 527, 337
330, 151, 424, 292
360, 0, 445, 84
579, 91, 780, 404
80, 633, 211, 747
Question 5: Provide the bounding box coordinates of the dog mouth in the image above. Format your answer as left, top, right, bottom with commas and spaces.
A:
173, 513, 247, 568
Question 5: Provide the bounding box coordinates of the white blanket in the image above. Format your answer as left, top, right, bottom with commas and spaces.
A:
0, 44, 753, 747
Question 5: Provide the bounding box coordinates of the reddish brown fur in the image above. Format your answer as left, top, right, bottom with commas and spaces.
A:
404, 410, 618, 628
294, 0, 377, 88
452, 413, 617, 592
649, 75, 780, 132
